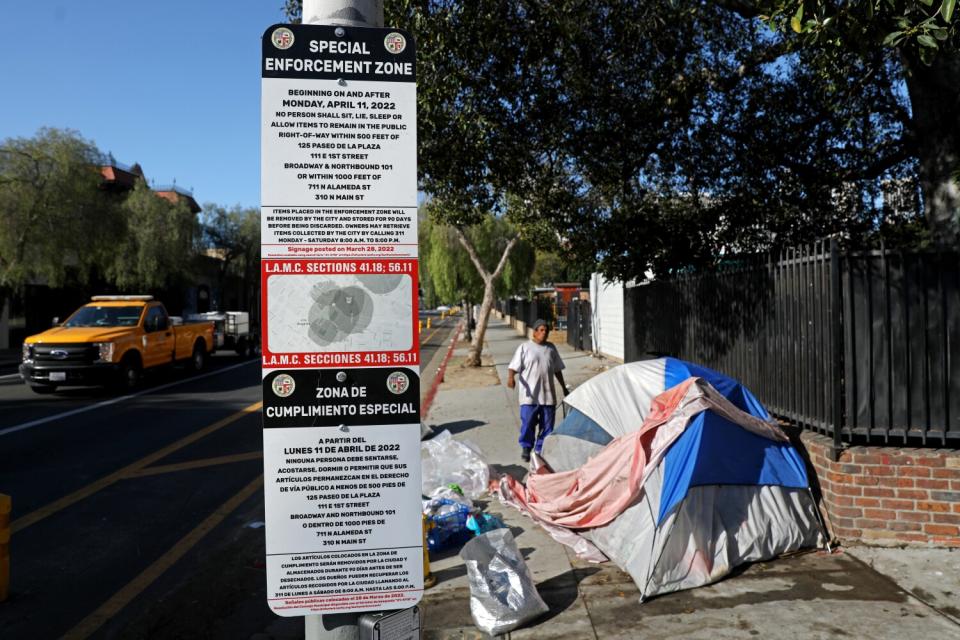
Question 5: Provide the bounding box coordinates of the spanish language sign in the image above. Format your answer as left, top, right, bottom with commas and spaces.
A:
261, 23, 421, 617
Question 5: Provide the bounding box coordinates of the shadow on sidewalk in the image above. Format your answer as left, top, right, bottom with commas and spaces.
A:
535, 567, 602, 624
491, 462, 528, 482
431, 418, 486, 436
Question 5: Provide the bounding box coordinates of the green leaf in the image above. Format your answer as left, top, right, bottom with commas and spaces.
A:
790, 2, 806, 34
882, 30, 904, 45
944, 0, 956, 23
918, 33, 939, 47
920, 0, 934, 6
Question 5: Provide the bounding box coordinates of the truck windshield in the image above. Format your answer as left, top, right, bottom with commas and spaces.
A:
63, 306, 143, 328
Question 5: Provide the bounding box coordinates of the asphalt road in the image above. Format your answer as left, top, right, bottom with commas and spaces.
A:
0, 314, 460, 639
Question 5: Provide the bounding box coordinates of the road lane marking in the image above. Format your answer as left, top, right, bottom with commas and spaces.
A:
127, 451, 263, 478
420, 316, 457, 347
61, 474, 264, 640
10, 402, 263, 535
420, 325, 441, 346
0, 358, 259, 439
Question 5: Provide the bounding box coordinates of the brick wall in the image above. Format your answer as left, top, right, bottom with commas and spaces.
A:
801, 432, 960, 547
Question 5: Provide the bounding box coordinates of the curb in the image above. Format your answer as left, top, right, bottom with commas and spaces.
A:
421, 322, 463, 420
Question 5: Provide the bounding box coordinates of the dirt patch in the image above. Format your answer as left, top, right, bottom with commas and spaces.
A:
440, 354, 501, 389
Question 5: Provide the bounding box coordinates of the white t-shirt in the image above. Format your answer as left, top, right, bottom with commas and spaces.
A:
508, 340, 565, 406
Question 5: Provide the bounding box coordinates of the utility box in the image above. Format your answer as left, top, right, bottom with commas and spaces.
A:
358, 606, 421, 640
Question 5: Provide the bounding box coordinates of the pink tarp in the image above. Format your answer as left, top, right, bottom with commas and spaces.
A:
497, 377, 789, 531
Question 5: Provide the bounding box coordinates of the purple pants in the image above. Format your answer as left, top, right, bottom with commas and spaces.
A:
519, 404, 556, 453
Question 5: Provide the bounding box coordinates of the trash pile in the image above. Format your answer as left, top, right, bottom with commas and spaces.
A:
423, 488, 473, 552
420, 430, 502, 552
421, 429, 548, 634
421, 430, 489, 500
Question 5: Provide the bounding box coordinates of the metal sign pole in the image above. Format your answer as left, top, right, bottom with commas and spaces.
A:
303, 0, 383, 28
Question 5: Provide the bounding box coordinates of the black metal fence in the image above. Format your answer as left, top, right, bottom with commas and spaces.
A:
624, 240, 960, 447
554, 298, 569, 330
843, 250, 959, 445
497, 298, 554, 328
566, 300, 592, 351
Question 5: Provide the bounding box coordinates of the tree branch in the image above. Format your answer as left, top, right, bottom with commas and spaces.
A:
712, 0, 764, 21
856, 145, 914, 181
490, 235, 519, 281
455, 226, 490, 280
455, 224, 519, 285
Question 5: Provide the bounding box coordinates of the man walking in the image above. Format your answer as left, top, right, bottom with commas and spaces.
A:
507, 319, 568, 462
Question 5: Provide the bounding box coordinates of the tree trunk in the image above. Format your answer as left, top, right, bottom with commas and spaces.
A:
455, 228, 519, 367
904, 52, 960, 246
465, 280, 497, 366
463, 298, 472, 342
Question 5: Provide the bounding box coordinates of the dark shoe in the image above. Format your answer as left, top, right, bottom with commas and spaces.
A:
521, 448, 531, 462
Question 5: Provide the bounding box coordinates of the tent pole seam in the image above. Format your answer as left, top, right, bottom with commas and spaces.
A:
640, 488, 663, 600
807, 487, 834, 553
645, 497, 685, 598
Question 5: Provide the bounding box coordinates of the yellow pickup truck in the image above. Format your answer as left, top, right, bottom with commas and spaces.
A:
19, 295, 215, 394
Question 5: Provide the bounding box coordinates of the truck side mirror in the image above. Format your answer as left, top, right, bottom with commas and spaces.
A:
51, 317, 59, 326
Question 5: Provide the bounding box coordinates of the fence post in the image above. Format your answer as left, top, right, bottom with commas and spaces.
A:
829, 238, 844, 460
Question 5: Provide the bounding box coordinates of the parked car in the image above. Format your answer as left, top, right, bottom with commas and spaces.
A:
19, 295, 215, 393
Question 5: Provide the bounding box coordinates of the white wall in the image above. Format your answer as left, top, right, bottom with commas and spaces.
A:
589, 273, 624, 361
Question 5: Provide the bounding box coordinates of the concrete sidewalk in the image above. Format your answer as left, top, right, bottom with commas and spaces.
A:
418, 316, 960, 639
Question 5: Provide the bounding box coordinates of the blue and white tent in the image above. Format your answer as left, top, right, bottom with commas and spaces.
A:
543, 357, 770, 472
536, 358, 826, 600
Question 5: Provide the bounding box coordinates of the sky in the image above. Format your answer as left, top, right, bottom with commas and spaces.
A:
0, 1, 292, 211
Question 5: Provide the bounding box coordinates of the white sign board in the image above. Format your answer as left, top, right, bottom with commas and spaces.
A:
261, 23, 421, 617
261, 26, 417, 260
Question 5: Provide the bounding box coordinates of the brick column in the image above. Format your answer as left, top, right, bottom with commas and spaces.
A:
801, 432, 960, 547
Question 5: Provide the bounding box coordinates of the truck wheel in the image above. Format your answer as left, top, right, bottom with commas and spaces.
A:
190, 342, 207, 372
28, 383, 58, 394
117, 358, 142, 391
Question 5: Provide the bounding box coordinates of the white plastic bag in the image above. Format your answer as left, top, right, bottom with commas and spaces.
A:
460, 528, 549, 635
426, 485, 474, 510
420, 430, 490, 500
